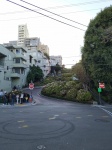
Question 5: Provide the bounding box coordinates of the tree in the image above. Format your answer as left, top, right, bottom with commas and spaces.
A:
72, 62, 88, 84
82, 6, 112, 102
27, 65, 44, 83
54, 63, 62, 75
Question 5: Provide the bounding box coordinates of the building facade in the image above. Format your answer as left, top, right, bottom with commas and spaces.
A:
39, 44, 49, 55
50, 55, 62, 66
18, 24, 29, 46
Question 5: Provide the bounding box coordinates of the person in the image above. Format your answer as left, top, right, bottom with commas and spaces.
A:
13, 86, 17, 91
16, 94, 19, 104
4, 91, 8, 105
20, 92, 24, 104
0, 89, 6, 105
0, 89, 4, 97
24, 93, 29, 103
11, 92, 16, 105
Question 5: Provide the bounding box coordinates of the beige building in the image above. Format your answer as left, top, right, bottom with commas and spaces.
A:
39, 44, 49, 55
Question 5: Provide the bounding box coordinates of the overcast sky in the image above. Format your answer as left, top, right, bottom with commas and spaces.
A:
0, 0, 112, 68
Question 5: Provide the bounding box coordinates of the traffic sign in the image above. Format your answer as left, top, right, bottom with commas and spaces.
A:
29, 83, 34, 89
98, 88, 102, 93
99, 82, 105, 88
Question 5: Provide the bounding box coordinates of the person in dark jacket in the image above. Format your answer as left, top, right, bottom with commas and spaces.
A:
11, 92, 16, 105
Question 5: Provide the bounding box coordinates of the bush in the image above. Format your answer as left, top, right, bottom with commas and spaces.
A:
65, 89, 77, 101
76, 89, 92, 103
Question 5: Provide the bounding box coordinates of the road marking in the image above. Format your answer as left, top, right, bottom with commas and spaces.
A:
54, 115, 59, 117
102, 116, 109, 118
49, 117, 56, 120
17, 120, 24, 123
62, 113, 67, 114
100, 107, 112, 117
22, 125, 28, 128
87, 115, 93, 117
76, 117, 82, 119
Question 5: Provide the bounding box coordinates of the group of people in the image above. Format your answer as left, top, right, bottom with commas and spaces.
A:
0, 89, 30, 105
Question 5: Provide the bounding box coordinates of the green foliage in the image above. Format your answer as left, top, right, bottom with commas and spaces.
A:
62, 73, 73, 77
44, 53, 50, 60
65, 89, 77, 101
41, 81, 92, 103
72, 62, 89, 84
76, 89, 92, 103
82, 6, 112, 102
54, 63, 62, 75
27, 65, 44, 84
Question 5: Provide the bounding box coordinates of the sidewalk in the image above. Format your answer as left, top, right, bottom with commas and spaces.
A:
0, 101, 36, 108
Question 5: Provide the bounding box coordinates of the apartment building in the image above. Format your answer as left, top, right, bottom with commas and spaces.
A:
24, 37, 40, 51
37, 50, 50, 77
1, 44, 29, 91
23, 37, 50, 77
18, 24, 29, 46
50, 55, 62, 66
0, 45, 14, 92
39, 44, 49, 55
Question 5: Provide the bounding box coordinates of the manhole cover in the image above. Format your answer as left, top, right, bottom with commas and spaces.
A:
95, 119, 110, 123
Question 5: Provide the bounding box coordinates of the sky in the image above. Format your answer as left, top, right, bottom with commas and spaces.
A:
0, 0, 112, 68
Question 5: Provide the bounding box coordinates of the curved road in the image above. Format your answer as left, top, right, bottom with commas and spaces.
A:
0, 87, 112, 150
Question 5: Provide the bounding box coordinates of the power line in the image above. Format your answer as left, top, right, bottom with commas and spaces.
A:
19, 0, 87, 27
1, 0, 111, 16
6, 0, 86, 31
46, 0, 112, 9
0, 8, 102, 16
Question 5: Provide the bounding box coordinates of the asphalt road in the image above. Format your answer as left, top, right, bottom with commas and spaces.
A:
0, 87, 112, 150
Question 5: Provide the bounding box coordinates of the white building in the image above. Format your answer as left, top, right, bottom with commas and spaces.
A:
37, 50, 50, 77
23, 37, 50, 77
18, 24, 29, 46
50, 55, 62, 66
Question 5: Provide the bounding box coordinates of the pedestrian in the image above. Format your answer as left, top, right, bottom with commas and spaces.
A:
24, 93, 29, 103
16, 94, 19, 104
0, 89, 4, 97
13, 86, 17, 91
11, 92, 16, 105
1, 89, 7, 105
20, 92, 24, 104
4, 91, 8, 105
17, 85, 21, 91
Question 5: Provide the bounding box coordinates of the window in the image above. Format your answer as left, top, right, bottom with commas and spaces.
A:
21, 69, 25, 74
8, 55, 11, 60
16, 49, 20, 54
15, 58, 20, 63
14, 68, 20, 74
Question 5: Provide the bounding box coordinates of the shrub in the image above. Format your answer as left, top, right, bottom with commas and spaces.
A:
76, 89, 92, 103
65, 89, 77, 101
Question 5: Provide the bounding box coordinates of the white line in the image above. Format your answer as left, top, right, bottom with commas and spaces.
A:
100, 107, 112, 117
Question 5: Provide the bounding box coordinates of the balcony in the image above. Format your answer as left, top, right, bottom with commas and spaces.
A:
14, 54, 27, 61
0, 47, 7, 58
13, 63, 27, 68
10, 73, 20, 78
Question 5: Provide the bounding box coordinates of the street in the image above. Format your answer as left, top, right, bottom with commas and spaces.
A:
0, 87, 112, 150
